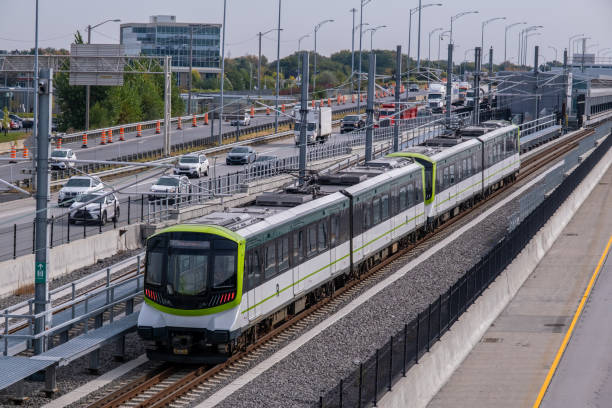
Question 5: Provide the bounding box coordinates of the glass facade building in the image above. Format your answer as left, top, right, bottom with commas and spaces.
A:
120, 15, 221, 74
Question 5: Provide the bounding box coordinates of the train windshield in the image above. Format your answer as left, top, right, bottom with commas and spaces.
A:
145, 233, 238, 303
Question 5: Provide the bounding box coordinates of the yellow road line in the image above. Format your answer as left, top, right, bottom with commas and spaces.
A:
532, 234, 612, 407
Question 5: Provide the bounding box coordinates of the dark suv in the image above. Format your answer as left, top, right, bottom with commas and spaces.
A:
340, 115, 365, 133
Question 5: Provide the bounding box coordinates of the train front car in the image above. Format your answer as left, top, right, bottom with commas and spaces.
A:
137, 225, 245, 364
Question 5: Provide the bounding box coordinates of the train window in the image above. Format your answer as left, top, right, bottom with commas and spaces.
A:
293, 230, 305, 264
443, 167, 449, 189
330, 215, 339, 247
168, 253, 208, 296
424, 166, 433, 201
264, 243, 276, 279
363, 200, 372, 229
339, 208, 349, 242
278, 237, 289, 272
450, 165, 455, 185
407, 184, 414, 207
414, 178, 422, 202
145, 251, 164, 286
399, 187, 407, 210
391, 187, 398, 216
307, 224, 318, 257
318, 220, 328, 251
373, 198, 381, 225
213, 254, 236, 289
247, 248, 262, 290
381, 194, 389, 220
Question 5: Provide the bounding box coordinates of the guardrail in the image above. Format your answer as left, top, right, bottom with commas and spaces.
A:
1, 253, 145, 355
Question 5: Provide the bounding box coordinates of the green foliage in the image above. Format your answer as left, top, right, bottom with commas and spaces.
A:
55, 34, 184, 131
2, 107, 10, 130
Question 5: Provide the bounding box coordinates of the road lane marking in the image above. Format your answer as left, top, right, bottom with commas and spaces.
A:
532, 235, 612, 408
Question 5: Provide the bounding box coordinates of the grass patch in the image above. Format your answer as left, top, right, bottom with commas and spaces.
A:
0, 131, 31, 144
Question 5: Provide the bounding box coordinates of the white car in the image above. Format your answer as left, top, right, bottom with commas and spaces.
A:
174, 154, 209, 178
58, 176, 103, 206
230, 113, 251, 126
68, 191, 119, 225
149, 175, 190, 202
50, 149, 76, 170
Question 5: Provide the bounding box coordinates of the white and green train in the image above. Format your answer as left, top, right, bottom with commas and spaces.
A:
138, 124, 520, 363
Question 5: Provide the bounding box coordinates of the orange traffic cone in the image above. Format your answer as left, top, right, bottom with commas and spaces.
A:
177, 117, 182, 129
155, 121, 161, 134
100, 130, 107, 145
137, 124, 142, 137
56, 137, 62, 149
250, 106, 255, 117
281, 104, 286, 113
22, 146, 28, 159
311, 100, 315, 108
204, 113, 209, 125
107, 129, 113, 143
119, 127, 125, 141
192, 116, 197, 127
82, 133, 88, 148
9, 145, 17, 163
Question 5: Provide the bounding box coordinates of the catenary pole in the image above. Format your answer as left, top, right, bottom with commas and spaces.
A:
351, 8, 357, 94
218, 0, 227, 145
33, 68, 51, 355
365, 53, 375, 162
274, 0, 282, 134
446, 43, 453, 124
473, 47, 481, 125
298, 51, 309, 186
394, 45, 402, 152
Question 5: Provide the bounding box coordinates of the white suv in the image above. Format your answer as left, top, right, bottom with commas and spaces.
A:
58, 176, 103, 206
174, 154, 209, 178
50, 148, 76, 170
68, 191, 119, 225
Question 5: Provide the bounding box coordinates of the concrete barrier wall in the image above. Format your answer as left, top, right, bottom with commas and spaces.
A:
379, 141, 612, 408
0, 223, 142, 298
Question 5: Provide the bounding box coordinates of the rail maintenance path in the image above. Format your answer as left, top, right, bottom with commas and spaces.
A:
428, 158, 612, 407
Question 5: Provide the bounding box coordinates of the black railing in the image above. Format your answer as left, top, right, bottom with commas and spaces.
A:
319, 130, 612, 408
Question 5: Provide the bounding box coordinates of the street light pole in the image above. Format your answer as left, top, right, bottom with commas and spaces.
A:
297, 34, 310, 81
85, 18, 120, 131
438, 31, 450, 67
218, 0, 227, 145
450, 11, 478, 45
274, 0, 282, 134
313, 19, 334, 95
504, 22, 526, 67
568, 34, 584, 63
350, 8, 357, 94
548, 46, 558, 63
257, 28, 275, 100
428, 27, 443, 85
357, 0, 372, 114
481, 17, 505, 65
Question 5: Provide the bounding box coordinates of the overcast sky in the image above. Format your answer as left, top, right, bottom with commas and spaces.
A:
1, 0, 611, 64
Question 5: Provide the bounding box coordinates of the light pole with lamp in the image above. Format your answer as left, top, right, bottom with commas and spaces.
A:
352, 23, 368, 94
364, 25, 387, 53
548, 46, 558, 63
481, 17, 506, 64
504, 22, 526, 67
350, 8, 357, 94
568, 34, 584, 62
274, 0, 282, 134
85, 18, 120, 130
257, 28, 276, 99
450, 11, 478, 45
525, 32, 542, 66
297, 34, 310, 84
409, 3, 443, 74
313, 19, 334, 94
428, 27, 444, 85
520, 26, 542, 65
358, 0, 374, 114
438, 30, 450, 69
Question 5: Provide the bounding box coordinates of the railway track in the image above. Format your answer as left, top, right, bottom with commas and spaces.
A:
84, 127, 598, 408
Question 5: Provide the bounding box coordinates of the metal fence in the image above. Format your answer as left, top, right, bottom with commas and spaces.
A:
318, 129, 612, 408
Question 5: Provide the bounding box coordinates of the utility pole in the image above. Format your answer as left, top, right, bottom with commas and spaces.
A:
473, 47, 481, 125
298, 51, 309, 186
562, 48, 568, 131
365, 53, 375, 162
188, 26, 193, 115
274, 0, 282, 134
581, 37, 586, 73
446, 43, 453, 125
357, 1, 365, 113
416, 0, 422, 73
33, 68, 51, 355
163, 56, 172, 156
350, 8, 357, 95
394, 45, 401, 152
534, 45, 539, 121
33, 0, 39, 157
488, 47, 493, 97
258, 32, 263, 99
219, 0, 227, 146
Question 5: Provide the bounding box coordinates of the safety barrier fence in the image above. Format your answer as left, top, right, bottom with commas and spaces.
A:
317, 129, 611, 408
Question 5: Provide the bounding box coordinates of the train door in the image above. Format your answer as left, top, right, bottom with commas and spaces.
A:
292, 227, 306, 296
247, 248, 262, 321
